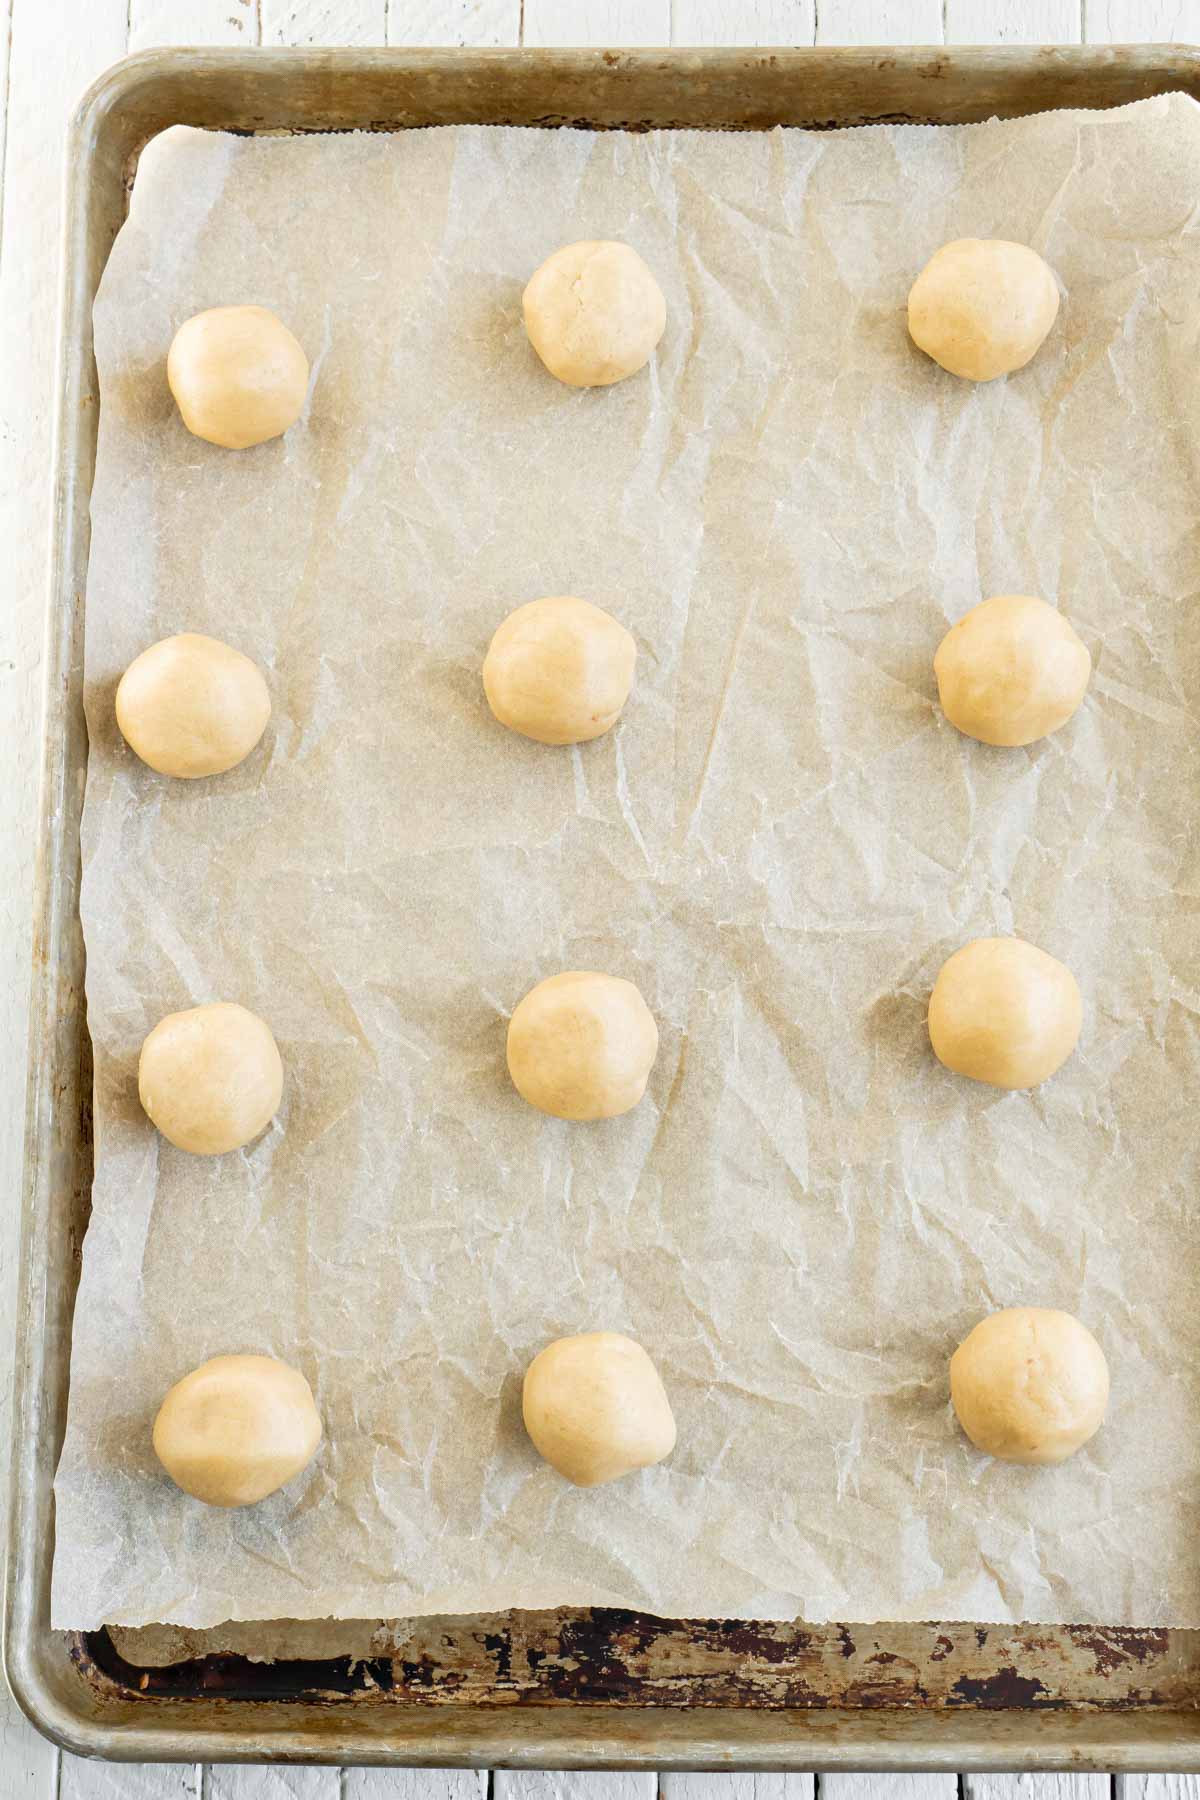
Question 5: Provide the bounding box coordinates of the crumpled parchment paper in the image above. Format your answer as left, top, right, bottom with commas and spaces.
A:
52, 94, 1200, 1631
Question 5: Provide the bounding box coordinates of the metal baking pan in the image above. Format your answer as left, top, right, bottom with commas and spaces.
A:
9, 43, 1200, 1771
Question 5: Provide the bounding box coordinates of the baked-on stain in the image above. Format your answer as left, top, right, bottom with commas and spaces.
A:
483, 1630, 512, 1679
1066, 1627, 1171, 1679
950, 1667, 1052, 1708
73, 1611, 1192, 1712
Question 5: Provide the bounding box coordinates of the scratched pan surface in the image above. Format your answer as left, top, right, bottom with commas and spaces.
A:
9, 44, 1200, 1771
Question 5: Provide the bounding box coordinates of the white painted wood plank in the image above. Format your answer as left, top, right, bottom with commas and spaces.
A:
0, 1705, 57, 1800
208, 1769, 339, 1798
1085, 0, 1200, 39
662, 1777, 817, 1800
967, 1778, 1111, 1800
494, 1777, 655, 1800
946, 0, 1082, 42
816, 0, 943, 44
387, 0, 521, 43
345, 1773, 488, 1799
129, 0, 260, 49
823, 1780, 958, 1800
60, 1761, 201, 1799
0, 0, 129, 1784
261, 0, 386, 45
0, 0, 12, 225
523, 0, 672, 46
1117, 1780, 1200, 1800
672, 0, 815, 44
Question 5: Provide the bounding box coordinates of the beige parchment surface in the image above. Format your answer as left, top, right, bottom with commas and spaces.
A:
53, 95, 1200, 1630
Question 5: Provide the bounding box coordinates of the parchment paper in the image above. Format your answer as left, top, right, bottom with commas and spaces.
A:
53, 95, 1200, 1632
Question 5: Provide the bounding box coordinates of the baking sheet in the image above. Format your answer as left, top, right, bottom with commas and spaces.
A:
52, 94, 1200, 1632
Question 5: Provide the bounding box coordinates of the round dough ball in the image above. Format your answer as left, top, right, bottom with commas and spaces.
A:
523, 241, 666, 388
929, 937, 1081, 1090
908, 239, 1060, 382
153, 1353, 322, 1506
139, 1002, 283, 1154
935, 596, 1090, 748
115, 633, 271, 778
167, 305, 309, 449
523, 1331, 676, 1486
507, 971, 658, 1121
950, 1307, 1109, 1465
483, 596, 636, 746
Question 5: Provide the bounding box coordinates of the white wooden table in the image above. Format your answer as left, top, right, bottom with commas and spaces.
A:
2, 0, 1198, 1791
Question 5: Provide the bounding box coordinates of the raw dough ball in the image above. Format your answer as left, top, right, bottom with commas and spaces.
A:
507, 971, 658, 1120
935, 595, 1090, 748
950, 1307, 1109, 1465
908, 239, 1060, 382
523, 241, 666, 388
167, 305, 309, 449
929, 937, 1081, 1090
139, 1002, 283, 1154
153, 1353, 322, 1506
523, 1331, 676, 1486
483, 596, 636, 746
115, 633, 271, 778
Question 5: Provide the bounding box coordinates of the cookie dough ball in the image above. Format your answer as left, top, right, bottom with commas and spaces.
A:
523, 241, 666, 388
523, 1331, 676, 1486
483, 597, 636, 746
153, 1353, 322, 1506
929, 937, 1081, 1090
950, 1308, 1109, 1465
139, 1002, 283, 1154
115, 633, 271, 778
507, 971, 658, 1120
935, 596, 1090, 748
167, 305, 309, 449
908, 239, 1059, 382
